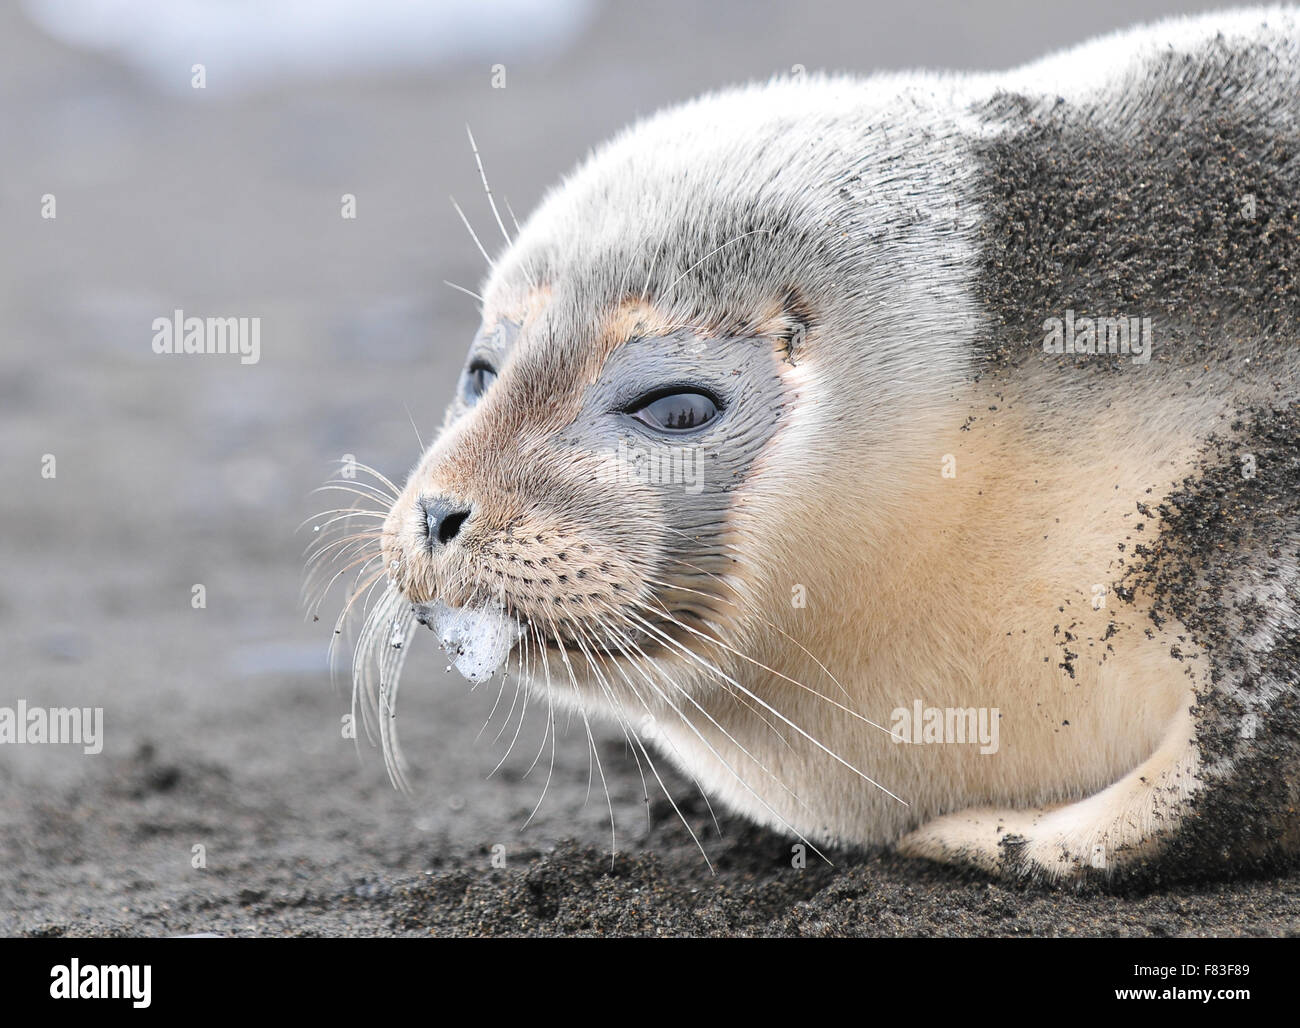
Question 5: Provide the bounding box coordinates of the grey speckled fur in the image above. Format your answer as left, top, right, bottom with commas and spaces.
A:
971, 9, 1300, 875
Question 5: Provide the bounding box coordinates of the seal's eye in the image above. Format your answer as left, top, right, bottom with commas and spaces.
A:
627, 389, 720, 432
463, 360, 497, 404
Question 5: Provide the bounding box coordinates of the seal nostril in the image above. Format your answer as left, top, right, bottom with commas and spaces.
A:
419, 495, 471, 547
438, 510, 469, 544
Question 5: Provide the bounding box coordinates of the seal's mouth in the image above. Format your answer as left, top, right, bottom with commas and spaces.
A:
412, 595, 702, 680
412, 598, 522, 685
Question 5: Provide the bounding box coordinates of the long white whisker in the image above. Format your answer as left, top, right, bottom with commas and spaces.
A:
640, 581, 894, 737
660, 229, 772, 302
466, 124, 512, 246
595, 624, 721, 844
620, 605, 908, 806
451, 195, 494, 268
443, 279, 485, 305
656, 535, 860, 707
596, 611, 830, 865
550, 624, 616, 862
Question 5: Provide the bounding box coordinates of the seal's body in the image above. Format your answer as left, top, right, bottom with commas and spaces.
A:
360, 7, 1300, 881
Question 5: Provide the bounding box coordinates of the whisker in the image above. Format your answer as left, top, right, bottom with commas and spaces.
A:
504, 196, 523, 236
306, 549, 384, 611
640, 579, 895, 737
619, 604, 908, 806
305, 530, 385, 564
489, 643, 534, 776
598, 612, 804, 810
639, 241, 663, 304
593, 623, 721, 845
443, 279, 485, 306
311, 481, 400, 506
594, 608, 830, 865
331, 459, 401, 498
660, 229, 772, 303
466, 124, 512, 246
549, 624, 616, 863
450, 195, 494, 268
401, 402, 426, 453
297, 508, 387, 533
477, 619, 516, 740
657, 532, 861, 707
570, 619, 655, 825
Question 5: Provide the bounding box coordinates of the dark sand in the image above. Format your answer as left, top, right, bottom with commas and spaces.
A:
3, 0, 1299, 937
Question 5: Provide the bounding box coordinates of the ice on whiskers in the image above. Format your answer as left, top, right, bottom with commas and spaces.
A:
427, 599, 522, 684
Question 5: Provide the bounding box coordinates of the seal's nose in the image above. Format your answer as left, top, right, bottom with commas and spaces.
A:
419, 495, 471, 546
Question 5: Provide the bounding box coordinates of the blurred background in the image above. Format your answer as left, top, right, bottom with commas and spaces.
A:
0, 0, 1271, 936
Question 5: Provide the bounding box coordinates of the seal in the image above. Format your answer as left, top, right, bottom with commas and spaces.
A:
323, 6, 1300, 882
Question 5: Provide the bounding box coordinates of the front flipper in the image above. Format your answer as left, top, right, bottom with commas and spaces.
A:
898, 700, 1199, 882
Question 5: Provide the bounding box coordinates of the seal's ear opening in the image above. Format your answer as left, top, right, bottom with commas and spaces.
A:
777, 286, 815, 364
